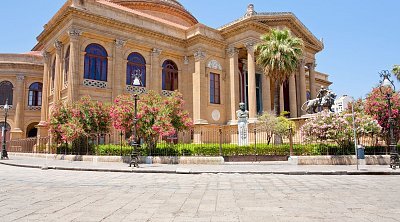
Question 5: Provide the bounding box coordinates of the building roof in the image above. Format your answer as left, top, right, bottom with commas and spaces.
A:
107, 0, 198, 28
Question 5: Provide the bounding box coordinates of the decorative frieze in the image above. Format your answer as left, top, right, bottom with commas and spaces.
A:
207, 60, 222, 71
193, 49, 206, 61
126, 85, 147, 94
83, 79, 107, 89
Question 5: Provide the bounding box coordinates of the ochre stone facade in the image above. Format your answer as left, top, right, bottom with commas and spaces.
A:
0, 0, 331, 140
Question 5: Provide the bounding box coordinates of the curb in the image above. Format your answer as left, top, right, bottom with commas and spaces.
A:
1, 161, 400, 175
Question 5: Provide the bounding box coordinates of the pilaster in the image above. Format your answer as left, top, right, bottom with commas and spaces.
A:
68, 29, 82, 102
113, 38, 126, 99
151, 48, 162, 93
53, 40, 63, 103
193, 48, 208, 125
38, 52, 50, 137
12, 75, 25, 139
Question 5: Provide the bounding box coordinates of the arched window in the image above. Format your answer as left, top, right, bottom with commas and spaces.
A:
126, 52, 146, 87
64, 46, 70, 83
51, 58, 56, 91
28, 82, 43, 107
0, 81, 13, 105
84, 44, 108, 81
162, 60, 178, 91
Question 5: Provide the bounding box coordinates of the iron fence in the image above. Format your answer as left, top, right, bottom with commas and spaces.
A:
4, 127, 397, 157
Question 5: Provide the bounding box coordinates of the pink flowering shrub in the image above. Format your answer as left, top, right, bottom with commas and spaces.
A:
365, 87, 400, 143
110, 90, 193, 149
49, 96, 111, 143
301, 110, 381, 148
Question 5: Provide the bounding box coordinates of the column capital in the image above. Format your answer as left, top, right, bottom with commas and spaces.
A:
244, 41, 256, 53
193, 48, 206, 61
68, 29, 82, 41
42, 51, 51, 63
16, 75, 25, 81
183, 56, 189, 65
114, 39, 126, 49
299, 59, 306, 67
226, 47, 239, 58
307, 62, 316, 70
54, 40, 63, 53
151, 48, 162, 57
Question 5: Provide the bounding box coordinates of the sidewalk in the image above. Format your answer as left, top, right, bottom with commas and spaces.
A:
1, 154, 399, 175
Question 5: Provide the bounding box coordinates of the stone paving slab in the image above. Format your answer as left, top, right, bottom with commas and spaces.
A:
1, 155, 399, 175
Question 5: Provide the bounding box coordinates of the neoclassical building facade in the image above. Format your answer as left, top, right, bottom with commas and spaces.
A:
0, 0, 331, 140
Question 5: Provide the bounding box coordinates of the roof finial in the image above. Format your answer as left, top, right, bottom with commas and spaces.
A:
245, 4, 257, 17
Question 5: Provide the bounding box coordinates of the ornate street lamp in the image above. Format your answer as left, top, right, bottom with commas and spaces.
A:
379, 70, 398, 169
1, 98, 9, 160
129, 70, 142, 167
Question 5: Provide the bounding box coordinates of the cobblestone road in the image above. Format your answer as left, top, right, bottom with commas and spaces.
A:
0, 165, 399, 222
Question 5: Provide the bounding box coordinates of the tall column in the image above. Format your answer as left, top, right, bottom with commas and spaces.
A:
151, 48, 162, 93
113, 39, 126, 99
279, 84, 284, 115
53, 40, 63, 103
227, 47, 239, 124
262, 75, 271, 113
39, 52, 50, 128
68, 29, 82, 102
193, 48, 207, 125
308, 62, 317, 99
299, 59, 307, 115
288, 73, 298, 118
12, 75, 25, 139
245, 42, 257, 119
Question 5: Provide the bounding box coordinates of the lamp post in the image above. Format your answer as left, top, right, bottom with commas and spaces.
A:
379, 70, 398, 169
129, 70, 142, 167
1, 98, 9, 160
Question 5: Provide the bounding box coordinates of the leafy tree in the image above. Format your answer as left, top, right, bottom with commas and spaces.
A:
364, 87, 400, 143
110, 91, 193, 149
256, 28, 304, 115
258, 111, 295, 145
301, 110, 381, 148
49, 96, 111, 144
393, 65, 400, 81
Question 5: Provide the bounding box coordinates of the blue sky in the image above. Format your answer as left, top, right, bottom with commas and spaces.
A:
0, 0, 399, 99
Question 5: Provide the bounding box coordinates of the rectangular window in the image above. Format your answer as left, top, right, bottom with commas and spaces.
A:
210, 73, 220, 104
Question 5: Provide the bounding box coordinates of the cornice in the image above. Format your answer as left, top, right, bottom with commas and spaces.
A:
0, 63, 44, 72
186, 35, 227, 51
220, 20, 269, 39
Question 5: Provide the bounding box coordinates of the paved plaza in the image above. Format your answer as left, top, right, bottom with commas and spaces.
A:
1, 164, 400, 222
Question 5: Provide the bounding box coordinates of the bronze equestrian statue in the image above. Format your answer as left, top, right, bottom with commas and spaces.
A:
301, 87, 337, 114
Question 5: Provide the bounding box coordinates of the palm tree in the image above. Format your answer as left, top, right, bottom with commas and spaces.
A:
393, 65, 400, 81
256, 28, 304, 116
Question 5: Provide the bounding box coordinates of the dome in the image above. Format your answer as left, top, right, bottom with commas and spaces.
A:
110, 0, 198, 27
